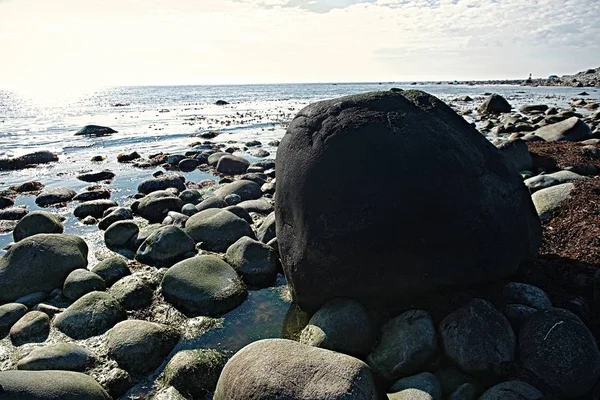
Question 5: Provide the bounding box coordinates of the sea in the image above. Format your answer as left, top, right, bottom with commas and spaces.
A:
0, 83, 599, 398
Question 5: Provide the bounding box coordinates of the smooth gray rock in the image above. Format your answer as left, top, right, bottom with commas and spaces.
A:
478, 381, 543, 400
75, 124, 117, 136
161, 255, 247, 317
531, 182, 575, 220
178, 158, 199, 172
224, 193, 242, 205
224, 205, 253, 224
497, 139, 532, 171
256, 211, 276, 243
214, 339, 378, 400
533, 117, 592, 142
63, 269, 106, 301
179, 189, 202, 205
13, 211, 63, 242
440, 299, 515, 376
17, 343, 96, 372
519, 308, 600, 397
185, 208, 255, 252
162, 211, 189, 227
525, 170, 585, 192
478, 94, 512, 114
225, 236, 277, 287
0, 207, 28, 220
503, 282, 552, 310
107, 319, 180, 374
389, 372, 442, 400
0, 303, 28, 338
237, 199, 274, 214
275, 91, 540, 311
54, 291, 126, 339
35, 187, 76, 206
0, 234, 88, 303
91, 256, 131, 287
240, 172, 268, 186
73, 189, 111, 202
137, 191, 185, 223
163, 349, 226, 398
98, 207, 133, 230
520, 104, 549, 114
216, 155, 250, 175
77, 170, 115, 182
104, 220, 139, 249
109, 274, 154, 310
15, 292, 47, 308
299, 298, 375, 359
10, 311, 50, 346
0, 370, 110, 400
181, 203, 198, 216
136, 225, 195, 267
214, 180, 262, 201
195, 196, 227, 212
138, 174, 186, 194
367, 310, 437, 383
0, 151, 58, 171
208, 152, 230, 166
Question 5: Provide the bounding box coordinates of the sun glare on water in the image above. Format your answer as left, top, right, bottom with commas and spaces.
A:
8, 80, 105, 108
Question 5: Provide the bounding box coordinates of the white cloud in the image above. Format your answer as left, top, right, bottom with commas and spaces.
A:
0, 0, 598, 89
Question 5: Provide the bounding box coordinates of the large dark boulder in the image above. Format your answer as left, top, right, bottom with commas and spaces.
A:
0, 234, 88, 303
275, 90, 541, 311
478, 94, 512, 114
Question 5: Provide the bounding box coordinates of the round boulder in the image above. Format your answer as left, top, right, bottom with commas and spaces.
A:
138, 174, 186, 194
185, 208, 255, 252
107, 319, 180, 375
161, 255, 247, 317
440, 299, 515, 376
104, 220, 139, 250
225, 236, 277, 287
63, 269, 106, 301
214, 339, 378, 400
17, 343, 96, 372
13, 211, 63, 242
214, 180, 262, 202
216, 155, 250, 175
519, 308, 600, 397
478, 94, 512, 114
91, 256, 131, 287
135, 225, 196, 267
9, 311, 50, 346
0, 370, 110, 400
275, 90, 541, 311
0, 303, 28, 338
478, 381, 543, 400
0, 234, 88, 303
163, 349, 226, 398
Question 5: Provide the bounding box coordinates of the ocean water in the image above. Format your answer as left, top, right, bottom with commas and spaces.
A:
1, 83, 599, 398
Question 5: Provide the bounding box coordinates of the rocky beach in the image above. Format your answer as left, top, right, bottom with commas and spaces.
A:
0, 80, 600, 400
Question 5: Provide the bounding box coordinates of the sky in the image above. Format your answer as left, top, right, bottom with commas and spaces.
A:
0, 0, 599, 90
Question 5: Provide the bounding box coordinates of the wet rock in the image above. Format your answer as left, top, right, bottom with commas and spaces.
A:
256, 211, 276, 243
195, 195, 227, 212
208, 152, 230, 166
181, 203, 198, 216
478, 381, 543, 400
237, 199, 273, 214
178, 158, 199, 172
0, 370, 110, 400
268, 140, 280, 147
251, 149, 270, 158
0, 196, 14, 209
225, 236, 277, 287
74, 199, 118, 219
91, 256, 131, 287
520, 104, 549, 114
0, 207, 29, 220
98, 207, 133, 230
136, 225, 195, 267
185, 208, 255, 252
215, 100, 229, 105
389, 372, 442, 400
161, 255, 247, 316
63, 269, 106, 301
533, 117, 592, 142
440, 299, 515, 376
138, 174, 186, 194
75, 125, 117, 136
107, 319, 180, 375
496, 139, 532, 171
0, 234, 88, 303
35, 187, 77, 206
367, 310, 437, 383
163, 349, 226, 398
10, 180, 44, 193
179, 189, 202, 205
214, 339, 378, 400
137, 191, 185, 223
15, 292, 47, 308
10, 311, 50, 346
531, 182, 575, 220
73, 189, 111, 202
224, 193, 242, 205
214, 180, 262, 201
216, 154, 250, 175
117, 151, 141, 162
77, 170, 116, 182
299, 298, 375, 358
162, 211, 189, 227
104, 220, 139, 249
12, 211, 63, 242
54, 291, 126, 339
0, 303, 28, 338
478, 94, 512, 114
17, 343, 96, 372
109, 274, 154, 310
276, 91, 540, 311
519, 308, 600, 397
0, 151, 58, 171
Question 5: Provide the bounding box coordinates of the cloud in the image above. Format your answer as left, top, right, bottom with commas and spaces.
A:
0, 0, 598, 88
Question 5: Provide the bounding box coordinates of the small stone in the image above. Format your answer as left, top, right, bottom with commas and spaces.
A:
91, 256, 131, 287
63, 269, 106, 301
225, 236, 277, 288
104, 220, 139, 249
10, 311, 50, 346
0, 303, 28, 338
109, 274, 155, 310
163, 349, 226, 398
